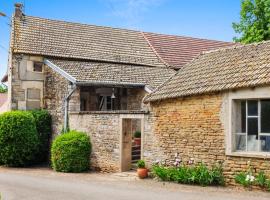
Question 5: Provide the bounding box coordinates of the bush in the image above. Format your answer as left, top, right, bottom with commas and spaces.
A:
0, 111, 39, 166
30, 110, 51, 162
152, 163, 224, 186
134, 131, 141, 138
51, 130, 91, 172
137, 160, 145, 168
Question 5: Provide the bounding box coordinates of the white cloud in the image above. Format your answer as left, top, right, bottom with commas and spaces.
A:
101, 0, 165, 28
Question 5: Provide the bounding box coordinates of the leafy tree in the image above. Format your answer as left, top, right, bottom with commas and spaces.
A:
0, 84, 7, 93
233, 0, 270, 44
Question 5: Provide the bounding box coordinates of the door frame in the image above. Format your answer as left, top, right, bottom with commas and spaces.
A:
119, 114, 144, 172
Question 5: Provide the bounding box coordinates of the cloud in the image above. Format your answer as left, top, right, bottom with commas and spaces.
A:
101, 0, 165, 28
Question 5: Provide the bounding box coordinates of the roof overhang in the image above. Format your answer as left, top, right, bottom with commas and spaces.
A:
44, 59, 151, 90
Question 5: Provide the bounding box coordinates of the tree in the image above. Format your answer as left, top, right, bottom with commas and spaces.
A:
0, 84, 7, 93
233, 0, 270, 44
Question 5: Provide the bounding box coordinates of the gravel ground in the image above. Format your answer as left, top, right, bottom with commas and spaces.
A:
0, 167, 269, 200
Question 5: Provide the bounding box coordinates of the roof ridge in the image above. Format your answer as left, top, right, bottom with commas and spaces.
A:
24, 15, 141, 33
201, 40, 270, 55
143, 31, 234, 44
141, 32, 170, 68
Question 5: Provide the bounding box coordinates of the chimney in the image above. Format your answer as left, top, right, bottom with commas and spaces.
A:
14, 3, 23, 18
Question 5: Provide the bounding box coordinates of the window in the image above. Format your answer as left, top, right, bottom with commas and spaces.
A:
234, 99, 270, 153
33, 62, 43, 72
98, 96, 113, 111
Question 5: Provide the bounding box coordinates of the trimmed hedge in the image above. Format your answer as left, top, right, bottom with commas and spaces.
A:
51, 130, 91, 173
30, 110, 51, 162
0, 111, 39, 166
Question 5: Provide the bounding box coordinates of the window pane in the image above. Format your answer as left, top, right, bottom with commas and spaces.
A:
247, 135, 258, 151
241, 101, 246, 133
248, 100, 258, 116
235, 134, 246, 151
261, 100, 270, 133
248, 118, 258, 136
260, 136, 270, 152
247, 118, 258, 151
33, 62, 43, 72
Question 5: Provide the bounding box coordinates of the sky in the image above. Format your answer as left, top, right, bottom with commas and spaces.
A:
0, 0, 241, 78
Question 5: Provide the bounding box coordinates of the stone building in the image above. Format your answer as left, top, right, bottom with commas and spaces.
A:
144, 42, 270, 184
1, 5, 233, 172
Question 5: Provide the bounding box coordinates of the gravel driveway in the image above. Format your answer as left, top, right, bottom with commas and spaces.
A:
0, 167, 269, 200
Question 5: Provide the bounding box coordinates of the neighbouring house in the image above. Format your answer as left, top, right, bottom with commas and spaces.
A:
144, 41, 270, 184
2, 4, 233, 173
0, 93, 7, 113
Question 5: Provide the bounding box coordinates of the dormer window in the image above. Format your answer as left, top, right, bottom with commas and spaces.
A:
33, 61, 43, 72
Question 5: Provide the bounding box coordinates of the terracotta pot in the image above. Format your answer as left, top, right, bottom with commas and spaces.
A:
134, 138, 141, 146
137, 168, 148, 179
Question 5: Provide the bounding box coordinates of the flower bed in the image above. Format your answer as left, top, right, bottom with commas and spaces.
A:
151, 162, 224, 186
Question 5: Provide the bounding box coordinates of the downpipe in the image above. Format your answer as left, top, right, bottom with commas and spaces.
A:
63, 83, 77, 133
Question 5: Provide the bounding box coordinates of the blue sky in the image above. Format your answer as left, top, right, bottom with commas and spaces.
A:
0, 0, 241, 78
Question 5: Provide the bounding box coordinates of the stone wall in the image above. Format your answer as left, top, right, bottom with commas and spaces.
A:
10, 54, 44, 110
69, 112, 121, 172
146, 93, 270, 185
145, 94, 226, 166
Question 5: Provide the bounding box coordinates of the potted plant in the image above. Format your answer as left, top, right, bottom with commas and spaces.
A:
133, 131, 141, 146
137, 160, 148, 179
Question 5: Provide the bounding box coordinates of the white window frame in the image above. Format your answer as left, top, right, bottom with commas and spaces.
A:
226, 87, 270, 158
234, 100, 270, 153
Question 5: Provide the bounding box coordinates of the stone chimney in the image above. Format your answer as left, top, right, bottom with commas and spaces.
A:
14, 3, 23, 18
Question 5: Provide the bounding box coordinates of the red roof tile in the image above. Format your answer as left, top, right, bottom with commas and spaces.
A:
143, 32, 234, 69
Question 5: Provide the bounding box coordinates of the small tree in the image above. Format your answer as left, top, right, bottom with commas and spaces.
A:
233, 0, 270, 44
0, 84, 7, 93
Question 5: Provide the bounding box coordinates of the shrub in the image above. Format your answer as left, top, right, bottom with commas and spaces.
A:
256, 171, 267, 188
51, 130, 91, 172
134, 131, 141, 138
137, 160, 145, 168
152, 163, 224, 186
0, 111, 39, 166
30, 110, 51, 162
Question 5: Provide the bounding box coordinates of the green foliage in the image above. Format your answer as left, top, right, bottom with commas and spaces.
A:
134, 131, 141, 138
51, 130, 91, 173
235, 172, 253, 187
233, 0, 270, 44
0, 111, 39, 166
0, 84, 7, 93
152, 163, 224, 186
235, 170, 270, 190
30, 110, 52, 163
137, 160, 146, 168
256, 171, 267, 187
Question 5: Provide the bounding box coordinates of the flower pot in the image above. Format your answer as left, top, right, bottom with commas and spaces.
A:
137, 168, 148, 179
134, 138, 141, 146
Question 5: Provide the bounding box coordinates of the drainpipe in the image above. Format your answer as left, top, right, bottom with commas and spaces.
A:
63, 83, 77, 133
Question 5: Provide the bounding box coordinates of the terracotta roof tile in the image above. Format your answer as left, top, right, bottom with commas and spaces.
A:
143, 32, 234, 69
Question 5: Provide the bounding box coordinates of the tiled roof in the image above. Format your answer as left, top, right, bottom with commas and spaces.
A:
143, 32, 234, 69
13, 15, 232, 69
47, 59, 176, 90
13, 16, 165, 67
144, 41, 270, 102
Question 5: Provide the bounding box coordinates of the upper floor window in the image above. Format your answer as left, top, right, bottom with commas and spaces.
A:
234, 99, 270, 153
33, 61, 43, 72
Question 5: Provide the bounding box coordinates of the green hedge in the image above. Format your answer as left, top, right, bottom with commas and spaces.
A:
51, 130, 91, 173
0, 111, 39, 166
30, 110, 52, 163
152, 163, 224, 186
